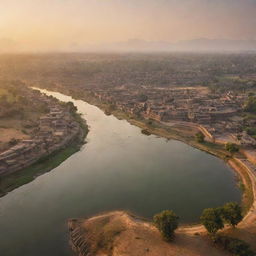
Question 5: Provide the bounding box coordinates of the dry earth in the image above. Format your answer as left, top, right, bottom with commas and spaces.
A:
69, 211, 231, 256
0, 127, 28, 152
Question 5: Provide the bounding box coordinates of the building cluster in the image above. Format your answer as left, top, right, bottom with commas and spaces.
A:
0, 91, 81, 176
91, 86, 256, 147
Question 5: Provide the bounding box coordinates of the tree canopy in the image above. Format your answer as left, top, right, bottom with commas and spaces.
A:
200, 202, 243, 239
222, 202, 243, 227
153, 210, 179, 241
200, 208, 224, 235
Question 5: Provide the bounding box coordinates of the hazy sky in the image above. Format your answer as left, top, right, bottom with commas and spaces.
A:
0, 0, 256, 51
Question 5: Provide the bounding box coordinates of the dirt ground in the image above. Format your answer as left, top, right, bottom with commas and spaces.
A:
112, 213, 229, 256
70, 211, 231, 256
0, 127, 29, 152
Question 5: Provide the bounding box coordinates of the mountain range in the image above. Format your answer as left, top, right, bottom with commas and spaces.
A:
1, 38, 256, 53
98, 38, 256, 52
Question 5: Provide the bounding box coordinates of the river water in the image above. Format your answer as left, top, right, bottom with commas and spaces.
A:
0, 90, 241, 256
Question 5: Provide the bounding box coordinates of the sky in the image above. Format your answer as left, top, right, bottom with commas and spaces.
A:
0, 0, 256, 51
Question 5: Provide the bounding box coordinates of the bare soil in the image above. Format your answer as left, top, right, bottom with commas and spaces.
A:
69, 211, 231, 256
0, 127, 29, 152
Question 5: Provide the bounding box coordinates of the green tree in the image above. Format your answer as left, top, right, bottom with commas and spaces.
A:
225, 143, 239, 155
222, 202, 243, 227
66, 101, 78, 112
153, 210, 179, 241
200, 208, 224, 237
195, 131, 205, 143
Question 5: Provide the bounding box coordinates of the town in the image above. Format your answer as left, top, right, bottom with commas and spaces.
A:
0, 87, 83, 176
90, 85, 256, 148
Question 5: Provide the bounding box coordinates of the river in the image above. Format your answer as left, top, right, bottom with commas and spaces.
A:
0, 89, 241, 256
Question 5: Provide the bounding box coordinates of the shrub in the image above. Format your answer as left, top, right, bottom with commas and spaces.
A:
141, 129, 151, 136
195, 131, 205, 143
225, 143, 239, 154
8, 138, 19, 146
216, 235, 255, 256
245, 127, 256, 136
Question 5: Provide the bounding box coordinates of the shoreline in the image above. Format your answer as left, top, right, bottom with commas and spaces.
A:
0, 112, 89, 197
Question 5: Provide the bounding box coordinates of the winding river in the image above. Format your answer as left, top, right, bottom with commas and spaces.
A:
0, 90, 241, 256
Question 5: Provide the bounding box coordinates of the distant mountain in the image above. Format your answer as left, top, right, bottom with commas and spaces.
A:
97, 38, 256, 52
1, 37, 255, 53
102, 39, 172, 51
175, 38, 256, 52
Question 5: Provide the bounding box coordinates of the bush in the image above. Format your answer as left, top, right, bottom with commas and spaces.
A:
195, 131, 205, 143
245, 127, 256, 136
141, 129, 151, 136
216, 235, 255, 256
153, 210, 179, 241
8, 138, 19, 146
66, 101, 78, 112
225, 143, 239, 154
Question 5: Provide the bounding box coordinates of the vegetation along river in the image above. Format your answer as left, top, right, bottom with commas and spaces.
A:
0, 89, 241, 256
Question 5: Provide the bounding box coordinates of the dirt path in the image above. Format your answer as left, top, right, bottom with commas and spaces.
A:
231, 158, 256, 227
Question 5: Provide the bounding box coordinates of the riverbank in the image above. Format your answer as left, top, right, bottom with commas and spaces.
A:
0, 112, 88, 197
